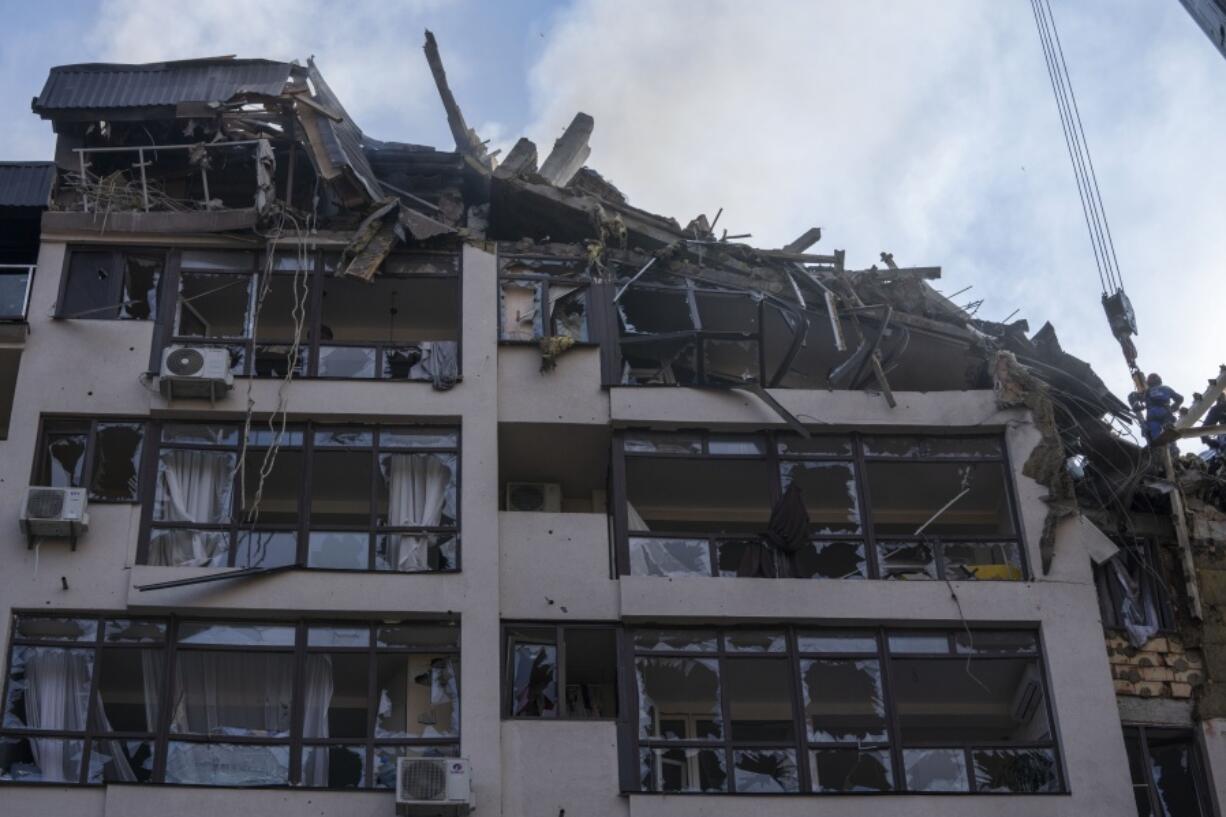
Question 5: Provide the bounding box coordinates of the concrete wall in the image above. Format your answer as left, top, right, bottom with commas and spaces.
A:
0, 230, 1180, 816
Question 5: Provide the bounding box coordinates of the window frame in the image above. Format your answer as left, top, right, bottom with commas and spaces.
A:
0, 612, 460, 789
497, 259, 597, 347
500, 622, 619, 721
136, 420, 462, 573
1094, 538, 1180, 633
31, 415, 149, 503
55, 246, 168, 321
622, 624, 1066, 796
1123, 724, 1215, 817
613, 430, 1028, 581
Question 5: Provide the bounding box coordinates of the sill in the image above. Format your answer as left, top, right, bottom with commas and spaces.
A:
624, 790, 1072, 797
500, 339, 599, 348
134, 564, 461, 576
502, 716, 618, 723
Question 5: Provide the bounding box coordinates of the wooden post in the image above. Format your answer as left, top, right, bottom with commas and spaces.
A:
1162, 446, 1203, 620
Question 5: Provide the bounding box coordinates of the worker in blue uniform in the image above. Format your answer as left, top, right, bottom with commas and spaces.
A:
1129, 373, 1184, 447
1202, 393, 1226, 451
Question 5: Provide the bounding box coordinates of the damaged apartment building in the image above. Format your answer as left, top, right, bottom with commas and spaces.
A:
0, 34, 1221, 817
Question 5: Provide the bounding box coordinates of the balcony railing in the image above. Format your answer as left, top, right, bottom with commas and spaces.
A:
0, 264, 34, 322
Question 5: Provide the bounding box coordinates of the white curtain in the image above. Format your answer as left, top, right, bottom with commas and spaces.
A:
23, 648, 91, 782
383, 454, 452, 571
151, 449, 232, 567
1110, 556, 1160, 648
299, 656, 334, 787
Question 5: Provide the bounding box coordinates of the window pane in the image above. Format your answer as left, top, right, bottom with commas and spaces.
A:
944, 541, 1023, 581
620, 338, 698, 385
696, 292, 758, 332
175, 272, 251, 337
636, 657, 722, 740
776, 434, 853, 457
779, 461, 860, 534
4, 647, 94, 730
313, 428, 373, 447
14, 616, 97, 642
153, 449, 234, 524
302, 744, 365, 788
375, 624, 459, 650
633, 630, 718, 653
253, 344, 306, 378
376, 534, 457, 572
380, 428, 458, 449
44, 431, 87, 488
180, 250, 253, 271
253, 272, 311, 340
62, 251, 116, 318
810, 748, 894, 792
702, 339, 760, 385
795, 539, 867, 579
619, 288, 693, 334
973, 748, 1059, 793
640, 747, 727, 793
626, 458, 772, 535
318, 346, 376, 379
375, 654, 459, 738
863, 435, 1003, 459
1149, 737, 1208, 817
171, 651, 294, 736
0, 268, 29, 319
623, 432, 701, 455
629, 537, 710, 577
88, 739, 155, 783
563, 628, 618, 718
887, 632, 951, 654
507, 628, 558, 718
164, 742, 289, 786
726, 658, 795, 741
104, 620, 166, 643
734, 749, 798, 793
242, 448, 303, 525
161, 423, 238, 446
302, 654, 369, 739
91, 649, 162, 732
891, 657, 1051, 744
89, 423, 144, 501
322, 275, 458, 345
0, 736, 83, 783
954, 630, 1039, 655
372, 745, 459, 790
312, 450, 371, 527
706, 435, 764, 455
724, 631, 787, 653
234, 530, 297, 569
308, 531, 369, 570
377, 452, 457, 531
904, 747, 969, 792
308, 626, 370, 648
177, 622, 295, 646
550, 284, 588, 341
500, 280, 541, 340
119, 253, 162, 320
146, 528, 230, 567
801, 658, 887, 743
796, 631, 878, 654
878, 541, 937, 580
866, 461, 1015, 536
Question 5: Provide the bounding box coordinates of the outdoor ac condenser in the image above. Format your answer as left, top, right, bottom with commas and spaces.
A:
505, 482, 562, 512
395, 756, 473, 815
19, 486, 89, 545
159, 345, 234, 400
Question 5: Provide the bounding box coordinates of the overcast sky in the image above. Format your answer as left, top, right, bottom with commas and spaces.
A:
2, 0, 1224, 427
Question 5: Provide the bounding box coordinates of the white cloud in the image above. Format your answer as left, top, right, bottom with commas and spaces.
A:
523, 0, 1226, 421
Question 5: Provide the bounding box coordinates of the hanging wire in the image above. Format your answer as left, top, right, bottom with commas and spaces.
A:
1030, 0, 1124, 296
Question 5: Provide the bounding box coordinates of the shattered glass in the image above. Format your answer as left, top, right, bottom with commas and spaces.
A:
776, 434, 854, 457
618, 288, 693, 335
794, 539, 867, 579
499, 280, 541, 341
301, 744, 365, 788
702, 339, 760, 385
0, 737, 83, 783
374, 654, 460, 738
317, 346, 376, 378
973, 748, 1059, 793
877, 541, 937, 579
307, 626, 370, 648
1148, 737, 1207, 817
726, 659, 795, 741
810, 748, 894, 792
696, 291, 759, 332
13, 615, 97, 642
234, 530, 297, 569
706, 435, 764, 455
153, 448, 234, 525
903, 747, 969, 792
549, 284, 589, 341
863, 436, 1003, 459
175, 272, 251, 337
507, 628, 558, 718
307, 531, 368, 570
734, 749, 799, 793
866, 461, 1015, 537
253, 344, 306, 378
633, 630, 718, 653
629, 537, 711, 577
177, 622, 295, 646
623, 432, 701, 455
886, 632, 950, 654
45, 430, 87, 488
724, 631, 787, 653
943, 541, 1023, 581
88, 423, 144, 501
103, 619, 166, 643
801, 659, 887, 743
636, 657, 722, 740
4, 647, 94, 729
779, 461, 860, 534
161, 424, 238, 446
164, 742, 289, 786
639, 747, 727, 792
88, 739, 156, 783
92, 648, 163, 732
620, 339, 698, 385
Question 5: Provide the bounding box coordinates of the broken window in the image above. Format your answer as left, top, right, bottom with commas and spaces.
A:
503, 624, 618, 719
499, 255, 592, 343
1094, 539, 1178, 647
1124, 726, 1213, 817
0, 264, 33, 321
36, 417, 146, 502
0, 614, 458, 788
628, 626, 1061, 794
167, 249, 460, 380
141, 422, 458, 572
58, 248, 164, 320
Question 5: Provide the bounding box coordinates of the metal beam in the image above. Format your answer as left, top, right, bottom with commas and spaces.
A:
1174, 365, 1226, 430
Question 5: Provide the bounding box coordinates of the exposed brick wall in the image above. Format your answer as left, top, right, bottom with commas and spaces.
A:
1105, 634, 1205, 700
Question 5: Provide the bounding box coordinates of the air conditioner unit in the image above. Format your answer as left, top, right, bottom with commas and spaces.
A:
396, 757, 472, 815
19, 487, 89, 546
159, 345, 233, 400
505, 482, 562, 512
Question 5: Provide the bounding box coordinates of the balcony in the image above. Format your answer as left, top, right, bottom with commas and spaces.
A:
0, 264, 33, 322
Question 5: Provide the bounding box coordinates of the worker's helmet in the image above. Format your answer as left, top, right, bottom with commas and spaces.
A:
1147, 373, 1162, 387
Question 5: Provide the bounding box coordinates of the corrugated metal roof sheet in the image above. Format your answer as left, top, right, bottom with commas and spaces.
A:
33, 59, 292, 115
0, 163, 54, 208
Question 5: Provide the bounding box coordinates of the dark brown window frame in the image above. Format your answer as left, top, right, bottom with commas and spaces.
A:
497, 273, 596, 345
620, 623, 1067, 796
611, 430, 1028, 581
31, 415, 149, 503
0, 612, 460, 789
160, 247, 463, 382
135, 420, 461, 574
55, 246, 168, 321
1123, 724, 1216, 817
501, 622, 619, 721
